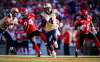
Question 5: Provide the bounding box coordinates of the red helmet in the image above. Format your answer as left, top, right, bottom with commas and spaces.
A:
81, 9, 88, 15
28, 13, 35, 19
19, 8, 28, 14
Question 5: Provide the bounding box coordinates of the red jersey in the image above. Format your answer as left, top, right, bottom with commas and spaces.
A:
76, 15, 92, 34
19, 14, 37, 34
26, 18, 37, 34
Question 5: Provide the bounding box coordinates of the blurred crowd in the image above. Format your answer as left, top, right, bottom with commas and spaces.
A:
0, 0, 100, 56
0, 0, 100, 27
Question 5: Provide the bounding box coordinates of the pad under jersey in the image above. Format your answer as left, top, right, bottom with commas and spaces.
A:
41, 9, 59, 31
76, 15, 92, 34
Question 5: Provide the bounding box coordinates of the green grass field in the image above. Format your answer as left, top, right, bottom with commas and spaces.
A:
0, 55, 100, 62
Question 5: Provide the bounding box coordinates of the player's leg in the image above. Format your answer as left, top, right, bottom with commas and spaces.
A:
89, 32, 100, 47
40, 32, 47, 43
52, 29, 58, 49
47, 41, 56, 57
88, 32, 100, 53
27, 31, 41, 57
50, 30, 57, 58
76, 33, 85, 56
31, 36, 40, 56
3, 31, 16, 54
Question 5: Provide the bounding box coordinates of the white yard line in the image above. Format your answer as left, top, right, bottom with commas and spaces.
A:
0, 55, 100, 58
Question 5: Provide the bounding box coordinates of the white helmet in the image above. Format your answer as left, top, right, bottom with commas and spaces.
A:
11, 8, 19, 13
11, 8, 19, 17
44, 3, 52, 9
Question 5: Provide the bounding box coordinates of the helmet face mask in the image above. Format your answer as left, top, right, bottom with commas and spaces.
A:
19, 8, 28, 19
44, 7, 52, 13
44, 3, 52, 14
21, 13, 28, 19
81, 9, 88, 16
11, 8, 19, 17
11, 11, 18, 17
